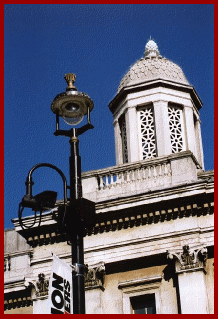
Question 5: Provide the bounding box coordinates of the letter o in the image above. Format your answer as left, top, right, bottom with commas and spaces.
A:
52, 289, 64, 309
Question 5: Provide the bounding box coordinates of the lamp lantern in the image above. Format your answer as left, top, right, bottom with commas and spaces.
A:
51, 73, 94, 126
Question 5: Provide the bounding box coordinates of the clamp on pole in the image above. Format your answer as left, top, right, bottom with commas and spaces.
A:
71, 263, 88, 276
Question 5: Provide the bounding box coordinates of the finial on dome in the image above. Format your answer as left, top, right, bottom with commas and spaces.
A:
144, 38, 161, 58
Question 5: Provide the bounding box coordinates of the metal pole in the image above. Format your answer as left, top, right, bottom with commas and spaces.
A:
69, 128, 86, 314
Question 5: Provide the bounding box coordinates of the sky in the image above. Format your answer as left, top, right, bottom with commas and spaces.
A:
4, 4, 214, 229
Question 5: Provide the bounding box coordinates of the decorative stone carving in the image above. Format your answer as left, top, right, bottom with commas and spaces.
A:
25, 273, 49, 299
4, 256, 11, 272
167, 245, 207, 273
85, 262, 105, 290
35, 273, 49, 297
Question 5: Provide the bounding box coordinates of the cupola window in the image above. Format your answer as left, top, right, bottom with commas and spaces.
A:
119, 115, 128, 163
138, 106, 157, 160
168, 105, 185, 153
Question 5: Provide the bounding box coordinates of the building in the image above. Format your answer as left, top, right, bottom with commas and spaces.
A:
4, 39, 214, 314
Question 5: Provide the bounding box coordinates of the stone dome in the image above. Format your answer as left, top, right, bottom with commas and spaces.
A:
118, 39, 189, 93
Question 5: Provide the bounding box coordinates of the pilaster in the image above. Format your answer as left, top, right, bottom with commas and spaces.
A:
126, 107, 139, 162
153, 100, 172, 156
25, 273, 49, 314
184, 106, 197, 158
113, 120, 123, 165
195, 118, 205, 170
167, 245, 209, 314
85, 262, 105, 314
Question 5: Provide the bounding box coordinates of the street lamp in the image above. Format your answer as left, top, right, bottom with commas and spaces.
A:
51, 73, 95, 314
51, 73, 94, 128
18, 73, 95, 314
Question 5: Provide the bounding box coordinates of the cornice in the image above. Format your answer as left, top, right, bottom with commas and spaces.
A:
118, 275, 162, 290
4, 277, 33, 310
109, 79, 202, 114
4, 277, 26, 291
4, 248, 33, 259
28, 226, 214, 267
95, 178, 214, 213
12, 177, 214, 247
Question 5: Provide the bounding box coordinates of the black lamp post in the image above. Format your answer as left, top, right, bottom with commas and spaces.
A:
19, 73, 95, 314
50, 73, 95, 314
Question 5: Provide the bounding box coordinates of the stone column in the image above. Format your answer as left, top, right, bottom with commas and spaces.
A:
167, 245, 209, 314
85, 262, 105, 314
153, 101, 172, 157
113, 120, 123, 165
125, 107, 139, 162
184, 106, 197, 158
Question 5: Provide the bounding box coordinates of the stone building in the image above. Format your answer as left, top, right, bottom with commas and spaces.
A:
4, 39, 214, 314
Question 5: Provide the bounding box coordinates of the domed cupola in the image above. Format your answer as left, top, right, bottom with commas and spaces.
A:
118, 39, 189, 93
109, 38, 204, 170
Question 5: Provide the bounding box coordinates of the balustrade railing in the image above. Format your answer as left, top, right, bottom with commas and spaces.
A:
82, 152, 198, 201
96, 161, 171, 191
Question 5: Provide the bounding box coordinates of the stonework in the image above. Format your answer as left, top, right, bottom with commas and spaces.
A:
4, 39, 214, 314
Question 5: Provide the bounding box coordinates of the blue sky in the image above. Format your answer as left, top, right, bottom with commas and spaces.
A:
4, 4, 214, 229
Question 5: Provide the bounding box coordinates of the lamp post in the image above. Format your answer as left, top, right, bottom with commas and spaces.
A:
50, 73, 95, 314
18, 73, 95, 314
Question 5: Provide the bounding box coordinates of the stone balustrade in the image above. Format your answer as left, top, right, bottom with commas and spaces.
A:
97, 161, 171, 190
82, 151, 198, 202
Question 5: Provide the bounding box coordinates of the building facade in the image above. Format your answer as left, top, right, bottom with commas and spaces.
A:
4, 39, 214, 314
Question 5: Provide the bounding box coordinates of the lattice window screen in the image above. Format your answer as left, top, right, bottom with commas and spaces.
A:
138, 107, 157, 159
168, 105, 184, 153
120, 116, 128, 163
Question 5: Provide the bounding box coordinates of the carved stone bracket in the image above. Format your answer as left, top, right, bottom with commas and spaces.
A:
167, 245, 207, 273
25, 273, 49, 300
35, 273, 49, 297
85, 262, 105, 290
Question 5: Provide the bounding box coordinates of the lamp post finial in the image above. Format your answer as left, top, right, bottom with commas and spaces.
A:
64, 73, 77, 90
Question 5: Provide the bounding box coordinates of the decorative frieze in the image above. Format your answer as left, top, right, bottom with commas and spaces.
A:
167, 245, 207, 273
85, 262, 105, 290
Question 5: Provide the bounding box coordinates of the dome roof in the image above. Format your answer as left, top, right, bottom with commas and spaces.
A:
118, 39, 189, 93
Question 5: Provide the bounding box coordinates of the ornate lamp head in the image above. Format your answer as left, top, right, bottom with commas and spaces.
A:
51, 73, 94, 126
